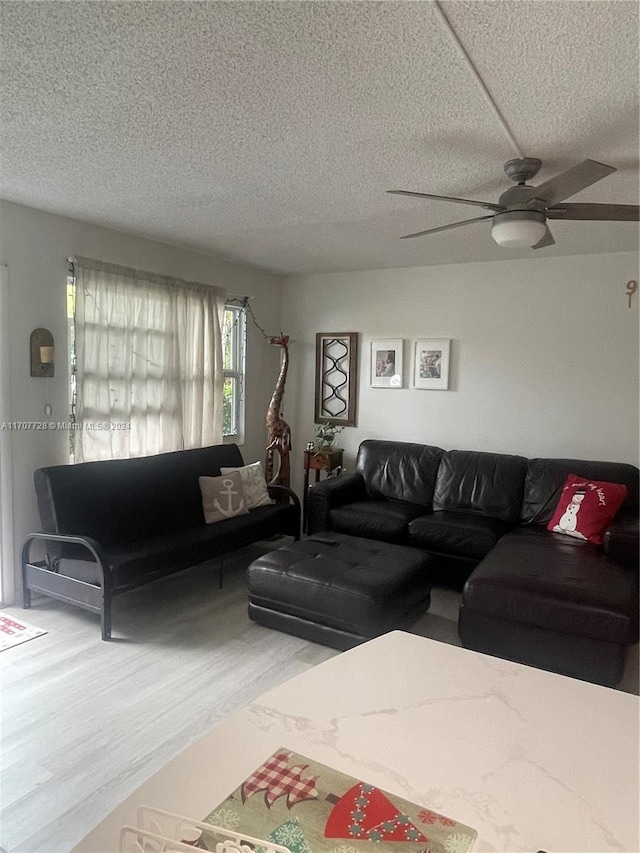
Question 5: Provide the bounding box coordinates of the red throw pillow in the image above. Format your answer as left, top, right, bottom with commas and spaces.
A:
547, 474, 627, 544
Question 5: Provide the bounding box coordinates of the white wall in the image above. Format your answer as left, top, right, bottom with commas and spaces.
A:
282, 252, 639, 497
1, 200, 637, 601
0, 200, 285, 602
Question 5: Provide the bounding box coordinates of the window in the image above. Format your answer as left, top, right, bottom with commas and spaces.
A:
71, 257, 226, 462
222, 303, 246, 441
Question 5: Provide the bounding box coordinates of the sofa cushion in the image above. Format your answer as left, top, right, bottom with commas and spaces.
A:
603, 511, 639, 565
54, 503, 299, 588
461, 527, 639, 645
547, 474, 627, 544
200, 472, 249, 524
356, 440, 443, 508
408, 511, 512, 561
111, 503, 299, 587
328, 500, 424, 544
521, 457, 639, 526
34, 443, 247, 547
220, 461, 272, 509
433, 450, 527, 523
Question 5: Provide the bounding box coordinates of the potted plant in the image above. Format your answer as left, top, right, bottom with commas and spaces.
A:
314, 422, 343, 453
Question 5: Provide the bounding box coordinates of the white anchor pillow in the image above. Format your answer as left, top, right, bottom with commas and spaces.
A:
199, 471, 250, 524
220, 461, 272, 510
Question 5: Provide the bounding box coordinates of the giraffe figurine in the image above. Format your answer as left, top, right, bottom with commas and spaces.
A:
265, 334, 292, 490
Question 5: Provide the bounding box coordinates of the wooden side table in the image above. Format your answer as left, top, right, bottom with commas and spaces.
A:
303, 447, 344, 533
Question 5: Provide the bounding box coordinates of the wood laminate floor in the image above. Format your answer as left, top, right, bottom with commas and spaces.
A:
0, 539, 637, 853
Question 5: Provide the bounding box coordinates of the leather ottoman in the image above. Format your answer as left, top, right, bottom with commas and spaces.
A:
247, 533, 433, 650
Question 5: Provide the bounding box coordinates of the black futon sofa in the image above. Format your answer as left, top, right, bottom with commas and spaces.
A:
22, 443, 300, 639
307, 440, 639, 686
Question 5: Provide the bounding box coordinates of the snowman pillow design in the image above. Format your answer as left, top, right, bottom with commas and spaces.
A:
547, 474, 627, 544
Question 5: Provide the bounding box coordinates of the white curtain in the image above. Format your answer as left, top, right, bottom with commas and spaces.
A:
74, 257, 226, 462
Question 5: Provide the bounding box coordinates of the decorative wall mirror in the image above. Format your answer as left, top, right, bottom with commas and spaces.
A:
314, 332, 358, 426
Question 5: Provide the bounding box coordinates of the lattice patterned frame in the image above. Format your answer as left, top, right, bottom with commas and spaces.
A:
314, 332, 358, 426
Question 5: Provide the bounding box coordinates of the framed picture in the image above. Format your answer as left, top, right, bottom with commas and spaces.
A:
370, 339, 403, 388
413, 339, 450, 390
314, 332, 358, 426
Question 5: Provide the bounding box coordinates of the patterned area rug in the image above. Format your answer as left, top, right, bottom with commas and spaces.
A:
0, 613, 47, 651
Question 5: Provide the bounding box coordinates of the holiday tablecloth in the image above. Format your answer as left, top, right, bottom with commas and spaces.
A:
202, 748, 477, 853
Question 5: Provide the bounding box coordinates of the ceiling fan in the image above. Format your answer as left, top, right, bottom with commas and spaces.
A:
388, 158, 639, 249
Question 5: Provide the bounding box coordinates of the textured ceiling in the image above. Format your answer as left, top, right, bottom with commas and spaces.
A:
1, 1, 638, 274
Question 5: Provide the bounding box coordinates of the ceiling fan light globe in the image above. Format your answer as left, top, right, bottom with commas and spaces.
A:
491, 211, 547, 248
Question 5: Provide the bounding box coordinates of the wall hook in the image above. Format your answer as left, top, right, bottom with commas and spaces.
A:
626, 280, 637, 308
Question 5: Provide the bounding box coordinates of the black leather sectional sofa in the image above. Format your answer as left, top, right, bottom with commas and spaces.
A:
22, 443, 300, 639
307, 440, 639, 686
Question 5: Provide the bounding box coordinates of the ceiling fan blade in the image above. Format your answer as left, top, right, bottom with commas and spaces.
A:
545, 203, 639, 221
532, 225, 555, 250
531, 159, 616, 205
388, 190, 504, 212
400, 215, 494, 239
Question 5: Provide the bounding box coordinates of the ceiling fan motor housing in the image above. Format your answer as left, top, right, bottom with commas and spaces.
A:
497, 184, 541, 208
503, 157, 542, 184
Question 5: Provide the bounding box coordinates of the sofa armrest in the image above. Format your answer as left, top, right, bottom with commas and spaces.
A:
307, 473, 368, 534
21, 532, 117, 639
603, 512, 639, 567
21, 532, 112, 589
268, 484, 301, 514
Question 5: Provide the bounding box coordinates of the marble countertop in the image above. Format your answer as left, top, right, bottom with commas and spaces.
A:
73, 631, 639, 853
